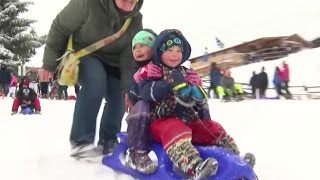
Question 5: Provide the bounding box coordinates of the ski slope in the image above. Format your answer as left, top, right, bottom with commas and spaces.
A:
0, 48, 320, 180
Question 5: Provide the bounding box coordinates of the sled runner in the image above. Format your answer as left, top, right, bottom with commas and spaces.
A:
102, 132, 257, 180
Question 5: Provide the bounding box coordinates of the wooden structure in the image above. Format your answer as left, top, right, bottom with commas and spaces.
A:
190, 34, 312, 76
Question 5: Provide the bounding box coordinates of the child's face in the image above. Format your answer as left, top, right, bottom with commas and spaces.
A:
161, 46, 183, 68
133, 43, 152, 61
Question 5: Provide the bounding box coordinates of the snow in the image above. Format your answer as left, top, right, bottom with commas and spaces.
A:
0, 44, 14, 60
1, 48, 320, 180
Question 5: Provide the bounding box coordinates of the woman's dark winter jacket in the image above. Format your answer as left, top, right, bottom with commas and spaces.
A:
42, 0, 143, 93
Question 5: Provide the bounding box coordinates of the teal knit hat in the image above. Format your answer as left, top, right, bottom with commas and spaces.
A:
132, 30, 156, 50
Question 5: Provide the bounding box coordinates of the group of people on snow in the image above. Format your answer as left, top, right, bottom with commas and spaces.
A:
207, 60, 291, 101
250, 61, 291, 99
207, 62, 244, 101
37, 0, 255, 179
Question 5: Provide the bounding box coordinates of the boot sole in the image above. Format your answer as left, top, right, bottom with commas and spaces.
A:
196, 158, 218, 179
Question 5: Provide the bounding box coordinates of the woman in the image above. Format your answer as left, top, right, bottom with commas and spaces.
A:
41, 0, 143, 158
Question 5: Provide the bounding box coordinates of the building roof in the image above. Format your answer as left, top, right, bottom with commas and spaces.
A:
189, 34, 311, 63
189, 34, 312, 76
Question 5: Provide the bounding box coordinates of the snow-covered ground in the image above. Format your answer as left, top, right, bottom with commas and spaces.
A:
1, 48, 320, 180
1, 98, 320, 180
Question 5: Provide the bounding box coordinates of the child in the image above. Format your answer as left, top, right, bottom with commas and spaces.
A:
11, 79, 41, 115
124, 29, 160, 174
125, 29, 211, 174
49, 79, 59, 99
139, 29, 253, 179
9, 73, 18, 97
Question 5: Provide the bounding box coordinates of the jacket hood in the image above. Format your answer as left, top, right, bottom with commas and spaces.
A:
152, 29, 191, 67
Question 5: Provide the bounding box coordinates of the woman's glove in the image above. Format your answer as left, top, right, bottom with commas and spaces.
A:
133, 64, 162, 83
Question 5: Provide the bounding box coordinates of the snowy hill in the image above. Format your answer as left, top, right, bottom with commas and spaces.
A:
0, 48, 320, 180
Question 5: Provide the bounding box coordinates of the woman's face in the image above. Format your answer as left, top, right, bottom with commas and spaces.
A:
115, 0, 136, 12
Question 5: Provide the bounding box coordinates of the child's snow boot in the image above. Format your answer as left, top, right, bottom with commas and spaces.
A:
167, 139, 218, 179
125, 149, 157, 174
243, 152, 256, 167
194, 157, 218, 179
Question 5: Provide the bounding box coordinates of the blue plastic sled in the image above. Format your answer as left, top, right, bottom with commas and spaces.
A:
20, 107, 35, 115
102, 132, 257, 180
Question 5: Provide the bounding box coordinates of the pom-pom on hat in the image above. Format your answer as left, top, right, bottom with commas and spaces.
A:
132, 29, 157, 50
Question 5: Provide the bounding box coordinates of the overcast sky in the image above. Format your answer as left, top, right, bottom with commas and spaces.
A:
23, 0, 320, 66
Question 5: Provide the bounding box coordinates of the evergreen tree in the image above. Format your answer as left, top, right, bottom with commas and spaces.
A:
0, 0, 45, 66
